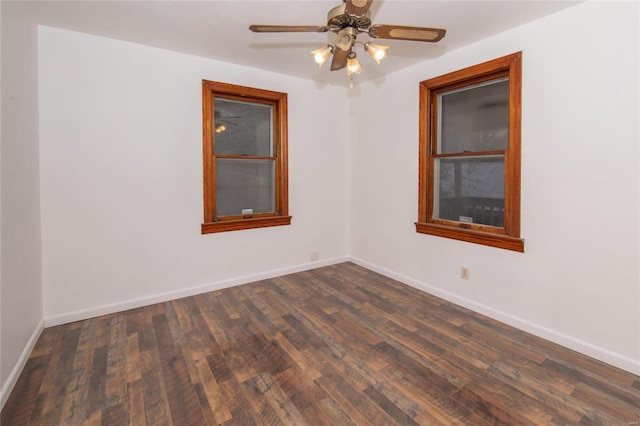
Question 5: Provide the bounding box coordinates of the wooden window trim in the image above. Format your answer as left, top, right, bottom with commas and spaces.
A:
416, 52, 524, 252
202, 81, 291, 234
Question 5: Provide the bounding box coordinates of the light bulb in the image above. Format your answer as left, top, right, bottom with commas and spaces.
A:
310, 45, 333, 67
365, 42, 389, 64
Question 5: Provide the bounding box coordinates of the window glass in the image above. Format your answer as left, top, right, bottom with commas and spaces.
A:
215, 159, 275, 216
438, 78, 509, 154
435, 156, 505, 227
214, 98, 273, 157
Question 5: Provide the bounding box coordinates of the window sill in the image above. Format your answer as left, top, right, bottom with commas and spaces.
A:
415, 222, 524, 252
202, 216, 291, 234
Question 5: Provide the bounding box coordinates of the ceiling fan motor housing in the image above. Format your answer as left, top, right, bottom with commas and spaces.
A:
327, 4, 371, 32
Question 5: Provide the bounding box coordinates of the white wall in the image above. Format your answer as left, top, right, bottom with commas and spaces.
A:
38, 27, 350, 323
350, 1, 640, 374
0, 1, 44, 406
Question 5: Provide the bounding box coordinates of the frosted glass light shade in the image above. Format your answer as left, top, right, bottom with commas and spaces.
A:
346, 57, 361, 75
365, 42, 389, 64
311, 45, 333, 66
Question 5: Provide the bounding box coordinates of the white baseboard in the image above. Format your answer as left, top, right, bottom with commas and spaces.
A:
44, 256, 350, 327
0, 319, 45, 411
349, 256, 640, 376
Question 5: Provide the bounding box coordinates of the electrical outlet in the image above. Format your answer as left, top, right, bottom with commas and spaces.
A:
461, 266, 470, 280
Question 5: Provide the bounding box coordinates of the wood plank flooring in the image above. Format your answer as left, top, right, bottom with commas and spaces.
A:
2, 262, 639, 425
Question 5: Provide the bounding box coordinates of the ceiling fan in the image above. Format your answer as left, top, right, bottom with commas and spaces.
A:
249, 0, 446, 85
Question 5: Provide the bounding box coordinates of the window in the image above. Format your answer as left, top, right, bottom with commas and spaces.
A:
202, 81, 290, 233
416, 52, 523, 252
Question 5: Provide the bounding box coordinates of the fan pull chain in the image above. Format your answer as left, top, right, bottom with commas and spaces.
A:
349, 76, 354, 89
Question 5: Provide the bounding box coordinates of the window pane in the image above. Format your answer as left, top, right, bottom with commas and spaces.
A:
214, 98, 273, 156
216, 159, 275, 217
438, 78, 509, 154
435, 156, 504, 227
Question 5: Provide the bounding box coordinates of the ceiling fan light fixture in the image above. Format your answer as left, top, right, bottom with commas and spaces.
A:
311, 45, 334, 67
364, 41, 389, 64
346, 53, 361, 76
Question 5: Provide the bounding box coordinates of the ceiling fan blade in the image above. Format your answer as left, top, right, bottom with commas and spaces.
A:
249, 25, 328, 33
344, 0, 373, 17
368, 24, 446, 42
330, 48, 348, 71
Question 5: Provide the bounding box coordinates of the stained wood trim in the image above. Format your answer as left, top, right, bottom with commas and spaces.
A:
202, 82, 215, 223
202, 215, 292, 233
216, 155, 277, 160
415, 222, 524, 252
423, 55, 514, 88
276, 91, 289, 217
433, 150, 506, 158
505, 53, 522, 238
214, 211, 277, 222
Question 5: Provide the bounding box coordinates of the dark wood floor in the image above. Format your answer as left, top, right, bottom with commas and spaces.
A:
3, 262, 639, 425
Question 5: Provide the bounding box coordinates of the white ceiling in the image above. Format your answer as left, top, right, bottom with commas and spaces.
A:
26, 0, 581, 87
